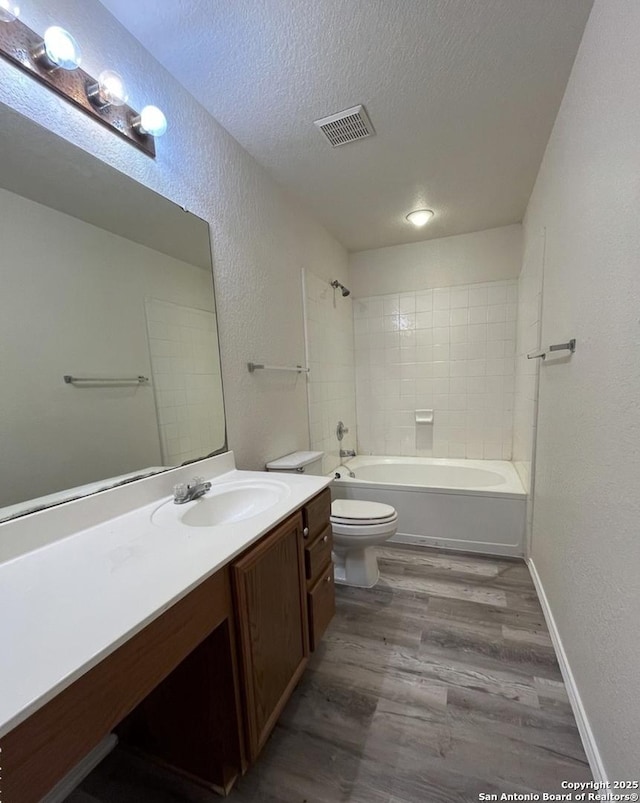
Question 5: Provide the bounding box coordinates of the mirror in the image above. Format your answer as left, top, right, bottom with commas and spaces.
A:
0, 104, 226, 522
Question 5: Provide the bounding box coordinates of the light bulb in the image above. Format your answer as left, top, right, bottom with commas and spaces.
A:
406, 209, 434, 227
87, 70, 128, 108
0, 0, 20, 23
137, 105, 167, 137
37, 26, 82, 71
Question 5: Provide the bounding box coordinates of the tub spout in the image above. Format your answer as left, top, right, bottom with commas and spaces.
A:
335, 463, 356, 479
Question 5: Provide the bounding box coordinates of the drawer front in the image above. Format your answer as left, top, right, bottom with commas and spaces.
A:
305, 524, 333, 584
307, 562, 335, 652
302, 488, 331, 543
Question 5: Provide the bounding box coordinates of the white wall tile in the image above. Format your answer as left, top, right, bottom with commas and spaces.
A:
512, 231, 544, 498
145, 299, 224, 467
354, 279, 517, 458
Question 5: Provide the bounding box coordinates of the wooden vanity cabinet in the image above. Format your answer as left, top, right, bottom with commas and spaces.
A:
2, 569, 242, 803
232, 511, 309, 763
301, 489, 335, 651
2, 489, 335, 801
232, 488, 335, 764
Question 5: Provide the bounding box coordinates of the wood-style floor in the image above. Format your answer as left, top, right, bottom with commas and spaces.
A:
68, 545, 591, 803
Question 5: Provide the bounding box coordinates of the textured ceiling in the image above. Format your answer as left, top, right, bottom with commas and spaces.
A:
98, 0, 593, 252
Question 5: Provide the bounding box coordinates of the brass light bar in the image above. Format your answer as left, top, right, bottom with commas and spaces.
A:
0, 16, 156, 158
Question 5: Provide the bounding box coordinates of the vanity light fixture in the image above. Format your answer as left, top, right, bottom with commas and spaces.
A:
406, 209, 435, 227
0, 0, 19, 23
87, 69, 128, 108
132, 105, 168, 138
32, 26, 82, 71
0, 16, 166, 157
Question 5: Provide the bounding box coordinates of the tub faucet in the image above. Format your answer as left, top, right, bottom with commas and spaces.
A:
173, 476, 211, 504
335, 463, 356, 478
340, 449, 356, 458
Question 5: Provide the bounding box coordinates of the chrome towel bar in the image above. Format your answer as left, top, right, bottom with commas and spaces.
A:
247, 363, 310, 374
527, 339, 576, 360
64, 375, 149, 384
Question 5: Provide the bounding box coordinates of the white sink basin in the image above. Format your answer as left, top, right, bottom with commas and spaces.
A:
152, 479, 291, 529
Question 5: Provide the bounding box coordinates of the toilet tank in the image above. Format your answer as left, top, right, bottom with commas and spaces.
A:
265, 451, 324, 475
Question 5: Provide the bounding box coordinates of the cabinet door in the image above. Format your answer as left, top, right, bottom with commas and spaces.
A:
233, 513, 309, 761
308, 562, 335, 652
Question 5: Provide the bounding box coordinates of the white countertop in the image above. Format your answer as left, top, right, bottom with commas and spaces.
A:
0, 455, 331, 738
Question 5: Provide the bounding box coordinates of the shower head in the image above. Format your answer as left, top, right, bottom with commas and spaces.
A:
331, 279, 351, 297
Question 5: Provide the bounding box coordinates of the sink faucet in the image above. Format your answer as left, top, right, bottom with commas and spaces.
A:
173, 476, 212, 505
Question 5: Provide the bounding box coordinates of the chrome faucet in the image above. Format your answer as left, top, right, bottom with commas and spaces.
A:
173, 476, 212, 504
339, 449, 356, 458
335, 463, 356, 478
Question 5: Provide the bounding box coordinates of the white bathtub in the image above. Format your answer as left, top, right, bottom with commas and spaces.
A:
331, 456, 526, 557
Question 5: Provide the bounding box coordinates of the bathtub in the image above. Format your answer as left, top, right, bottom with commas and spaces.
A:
331, 456, 526, 557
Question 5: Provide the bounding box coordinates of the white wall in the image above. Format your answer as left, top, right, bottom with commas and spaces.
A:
0, 0, 348, 472
0, 188, 218, 507
349, 225, 522, 297
354, 281, 517, 459
303, 271, 357, 475
525, 0, 640, 777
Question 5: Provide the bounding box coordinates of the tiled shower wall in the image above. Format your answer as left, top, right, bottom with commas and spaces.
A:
304, 270, 357, 474
145, 298, 225, 466
353, 280, 518, 459
513, 230, 544, 493
513, 228, 544, 551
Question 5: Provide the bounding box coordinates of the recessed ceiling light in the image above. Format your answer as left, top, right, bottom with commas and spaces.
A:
406, 209, 434, 227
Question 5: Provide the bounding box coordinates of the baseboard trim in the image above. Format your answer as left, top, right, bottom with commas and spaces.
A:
527, 559, 608, 782
42, 734, 118, 802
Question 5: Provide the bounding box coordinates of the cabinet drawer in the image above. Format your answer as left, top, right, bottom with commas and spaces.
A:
305, 524, 332, 584
302, 488, 331, 543
307, 562, 335, 652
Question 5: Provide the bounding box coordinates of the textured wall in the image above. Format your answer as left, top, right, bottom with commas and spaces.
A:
349, 225, 522, 297
303, 271, 357, 475
525, 0, 640, 776
0, 0, 347, 471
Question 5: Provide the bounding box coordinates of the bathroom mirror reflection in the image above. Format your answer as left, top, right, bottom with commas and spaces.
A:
0, 104, 226, 522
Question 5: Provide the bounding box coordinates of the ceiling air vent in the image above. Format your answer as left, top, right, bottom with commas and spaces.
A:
314, 105, 375, 147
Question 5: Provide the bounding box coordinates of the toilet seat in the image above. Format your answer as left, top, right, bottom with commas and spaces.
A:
330, 499, 396, 526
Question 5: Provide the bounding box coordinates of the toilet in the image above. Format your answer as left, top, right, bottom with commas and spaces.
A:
265, 451, 398, 588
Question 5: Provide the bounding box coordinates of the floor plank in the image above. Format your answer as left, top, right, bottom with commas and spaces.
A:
69, 545, 591, 802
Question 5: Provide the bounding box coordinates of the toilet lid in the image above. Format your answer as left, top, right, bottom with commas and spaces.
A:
331, 499, 397, 524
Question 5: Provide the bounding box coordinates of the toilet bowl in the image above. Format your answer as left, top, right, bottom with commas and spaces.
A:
330, 499, 398, 587
265, 451, 398, 589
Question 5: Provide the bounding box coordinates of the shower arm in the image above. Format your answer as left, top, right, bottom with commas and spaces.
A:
330, 279, 351, 297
